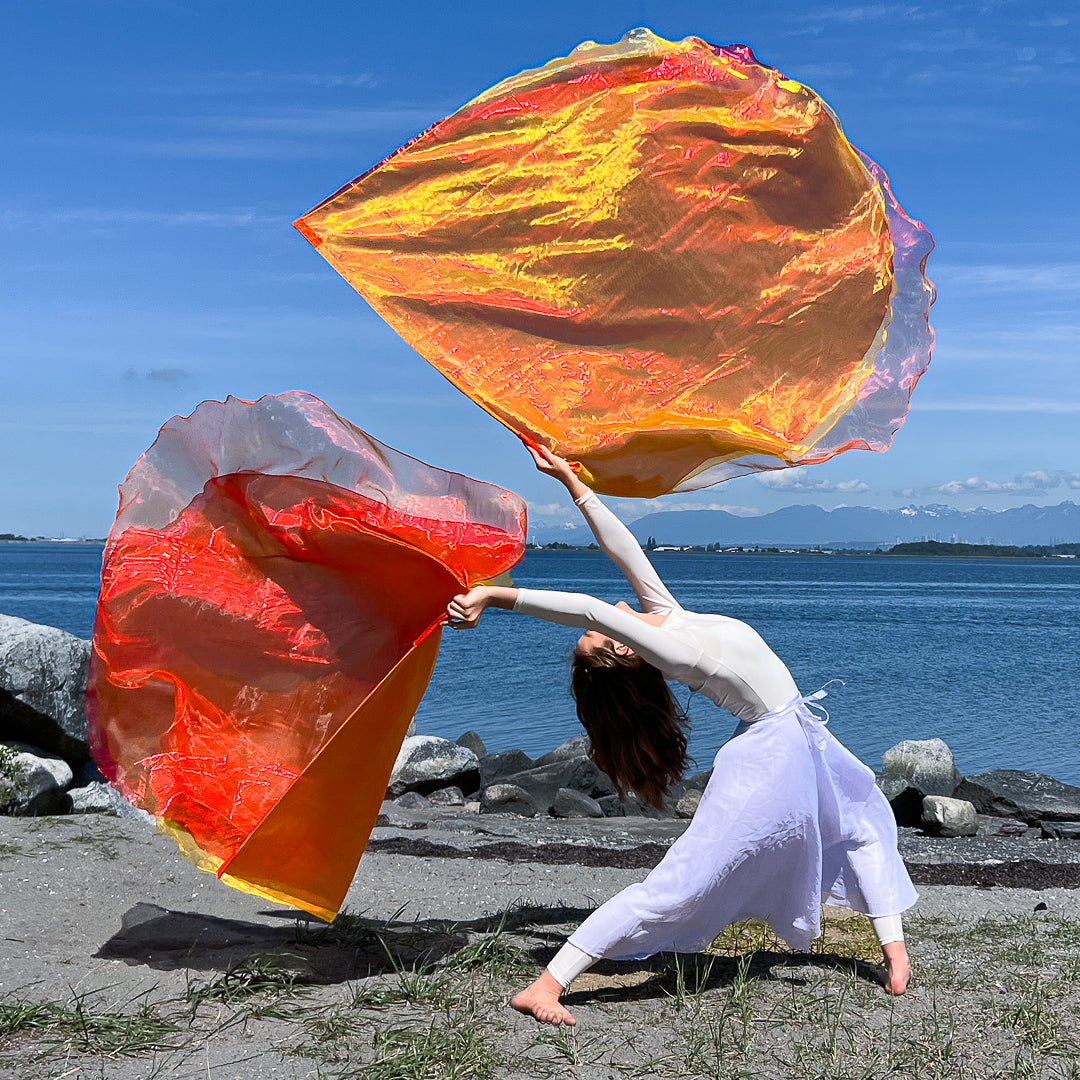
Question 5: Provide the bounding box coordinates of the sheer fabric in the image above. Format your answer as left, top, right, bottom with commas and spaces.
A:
296, 29, 934, 496
87, 392, 525, 919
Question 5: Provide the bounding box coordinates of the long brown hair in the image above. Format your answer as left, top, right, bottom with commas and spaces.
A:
571, 647, 689, 808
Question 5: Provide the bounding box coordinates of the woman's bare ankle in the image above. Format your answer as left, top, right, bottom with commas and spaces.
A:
881, 940, 910, 995
510, 971, 577, 1025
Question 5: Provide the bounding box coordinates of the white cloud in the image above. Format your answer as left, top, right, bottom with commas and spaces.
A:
796, 4, 926, 24
756, 469, 870, 493
914, 399, 1080, 413
0, 208, 275, 230
933, 262, 1080, 292
613, 500, 765, 519
909, 470, 1080, 497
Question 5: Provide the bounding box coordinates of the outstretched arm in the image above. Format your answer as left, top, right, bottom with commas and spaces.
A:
527, 445, 680, 615
447, 585, 704, 687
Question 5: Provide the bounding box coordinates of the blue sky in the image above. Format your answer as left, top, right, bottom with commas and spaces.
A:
2, 0, 1077, 537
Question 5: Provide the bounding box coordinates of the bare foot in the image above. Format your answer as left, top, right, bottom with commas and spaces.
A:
510, 971, 577, 1025
882, 940, 911, 995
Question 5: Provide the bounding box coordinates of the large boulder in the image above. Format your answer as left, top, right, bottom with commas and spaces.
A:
0, 615, 91, 763
954, 770, 1080, 825
921, 795, 978, 838
1, 741, 73, 815
455, 730, 487, 758
387, 736, 480, 798
534, 735, 591, 767
478, 749, 534, 787
498, 756, 614, 814
877, 738, 960, 825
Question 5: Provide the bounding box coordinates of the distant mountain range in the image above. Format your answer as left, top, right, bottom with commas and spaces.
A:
533, 501, 1080, 548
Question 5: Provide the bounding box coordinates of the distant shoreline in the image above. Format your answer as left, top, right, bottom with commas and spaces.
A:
531, 541, 1078, 559
2, 538, 1076, 559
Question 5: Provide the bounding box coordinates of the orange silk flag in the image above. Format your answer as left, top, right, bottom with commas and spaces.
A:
87, 393, 525, 920
295, 29, 934, 498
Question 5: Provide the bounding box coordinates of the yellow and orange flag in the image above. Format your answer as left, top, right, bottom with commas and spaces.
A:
296, 29, 934, 498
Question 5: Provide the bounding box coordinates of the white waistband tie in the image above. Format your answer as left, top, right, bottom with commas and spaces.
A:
748, 679, 845, 726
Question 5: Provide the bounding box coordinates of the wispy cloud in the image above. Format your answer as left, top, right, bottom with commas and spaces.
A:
525, 498, 765, 524
124, 367, 189, 382
0, 208, 275, 230
795, 4, 927, 24
902, 470, 1080, 497
933, 262, 1080, 292
614, 499, 765, 519
140, 69, 380, 95
756, 469, 870, 493
193, 105, 440, 136
914, 399, 1080, 413
12, 103, 440, 161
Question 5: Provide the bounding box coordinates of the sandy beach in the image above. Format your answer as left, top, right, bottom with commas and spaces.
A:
2, 808, 1079, 1079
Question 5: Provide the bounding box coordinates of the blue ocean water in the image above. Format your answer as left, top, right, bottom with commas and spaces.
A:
2, 542, 1078, 785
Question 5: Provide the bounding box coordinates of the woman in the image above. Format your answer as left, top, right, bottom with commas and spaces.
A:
447, 446, 917, 1026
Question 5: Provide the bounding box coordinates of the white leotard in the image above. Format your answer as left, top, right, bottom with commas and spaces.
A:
514, 491, 799, 722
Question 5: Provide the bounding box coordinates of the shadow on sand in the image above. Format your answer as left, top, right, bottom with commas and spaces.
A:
94, 901, 886, 997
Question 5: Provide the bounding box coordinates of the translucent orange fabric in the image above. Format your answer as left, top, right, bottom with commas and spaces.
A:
86, 392, 525, 919
296, 29, 934, 497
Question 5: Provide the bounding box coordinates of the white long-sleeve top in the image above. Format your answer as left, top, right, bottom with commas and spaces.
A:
514, 491, 799, 723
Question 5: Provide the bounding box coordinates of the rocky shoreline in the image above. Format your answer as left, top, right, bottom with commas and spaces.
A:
4, 611, 1080, 859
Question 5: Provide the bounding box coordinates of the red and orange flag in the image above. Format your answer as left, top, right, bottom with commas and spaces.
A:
87, 393, 525, 919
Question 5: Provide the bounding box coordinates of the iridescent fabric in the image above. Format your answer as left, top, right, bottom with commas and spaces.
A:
296, 29, 934, 497
87, 392, 525, 919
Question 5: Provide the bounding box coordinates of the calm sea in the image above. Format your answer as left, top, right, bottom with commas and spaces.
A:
2, 542, 1078, 786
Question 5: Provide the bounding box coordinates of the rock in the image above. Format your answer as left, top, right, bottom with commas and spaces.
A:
66, 781, 123, 815
455, 730, 487, 758
374, 810, 428, 829
0, 615, 92, 763
463, 801, 481, 813
878, 738, 960, 825
955, 770, 1080, 825
676, 789, 703, 819
882, 738, 960, 796
977, 814, 1031, 837
478, 749, 534, 787
683, 770, 713, 792
921, 795, 978, 837
1040, 821, 1080, 840
480, 783, 537, 817
1, 741, 74, 815
597, 791, 674, 819
406, 718, 417, 738
498, 756, 614, 814
427, 786, 465, 807
534, 735, 591, 767
551, 787, 604, 819
394, 791, 432, 810
387, 736, 480, 798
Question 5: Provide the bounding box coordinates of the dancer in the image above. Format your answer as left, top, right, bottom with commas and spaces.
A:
447, 446, 917, 1025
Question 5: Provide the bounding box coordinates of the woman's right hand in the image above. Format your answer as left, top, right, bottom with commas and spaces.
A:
525, 443, 590, 499
447, 585, 520, 628
447, 587, 491, 629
